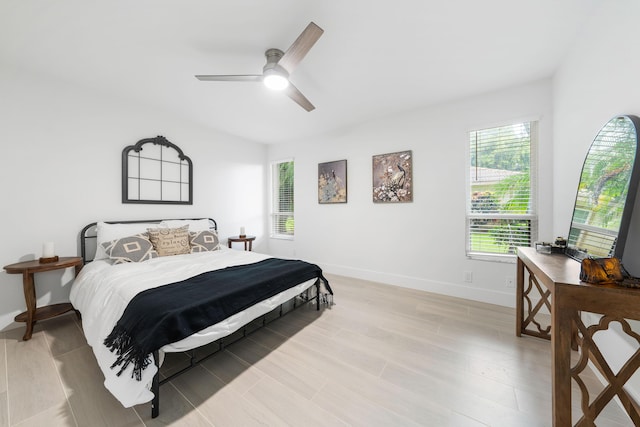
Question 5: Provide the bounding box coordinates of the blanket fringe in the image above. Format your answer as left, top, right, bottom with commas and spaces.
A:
104, 325, 151, 380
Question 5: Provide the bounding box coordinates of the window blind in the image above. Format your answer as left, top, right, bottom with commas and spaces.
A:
467, 122, 538, 258
271, 160, 294, 238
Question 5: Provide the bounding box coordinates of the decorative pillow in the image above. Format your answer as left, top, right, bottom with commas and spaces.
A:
95, 221, 160, 260
147, 225, 190, 257
101, 233, 158, 264
189, 230, 220, 252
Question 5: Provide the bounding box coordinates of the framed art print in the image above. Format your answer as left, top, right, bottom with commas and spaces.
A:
372, 150, 412, 203
318, 160, 347, 204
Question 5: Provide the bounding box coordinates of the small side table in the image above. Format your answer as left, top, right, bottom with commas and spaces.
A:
227, 235, 256, 251
3, 256, 83, 340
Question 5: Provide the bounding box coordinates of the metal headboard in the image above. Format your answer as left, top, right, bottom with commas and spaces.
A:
80, 218, 217, 264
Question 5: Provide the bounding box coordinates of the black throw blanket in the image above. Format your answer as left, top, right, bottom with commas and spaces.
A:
104, 258, 331, 380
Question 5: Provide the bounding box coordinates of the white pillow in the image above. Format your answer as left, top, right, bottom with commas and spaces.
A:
160, 219, 212, 232
95, 222, 161, 260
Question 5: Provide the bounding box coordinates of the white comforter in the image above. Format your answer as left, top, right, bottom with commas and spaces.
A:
69, 248, 317, 407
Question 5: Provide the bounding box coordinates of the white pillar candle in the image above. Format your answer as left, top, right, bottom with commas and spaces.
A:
240, 227, 245, 236
43, 242, 55, 258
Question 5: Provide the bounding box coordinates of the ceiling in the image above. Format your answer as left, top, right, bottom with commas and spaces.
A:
1, 1, 598, 144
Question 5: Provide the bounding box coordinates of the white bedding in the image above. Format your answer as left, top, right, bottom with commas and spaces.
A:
69, 247, 317, 407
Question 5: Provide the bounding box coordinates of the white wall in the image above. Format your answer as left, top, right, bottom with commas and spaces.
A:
5, 0, 636, 338
552, 0, 640, 401
553, 0, 640, 241
268, 79, 554, 307
0, 65, 267, 332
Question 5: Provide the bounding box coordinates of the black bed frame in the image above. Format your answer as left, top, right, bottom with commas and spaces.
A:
79, 218, 327, 419
150, 281, 322, 417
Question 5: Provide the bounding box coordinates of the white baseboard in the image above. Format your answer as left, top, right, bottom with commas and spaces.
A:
322, 262, 516, 308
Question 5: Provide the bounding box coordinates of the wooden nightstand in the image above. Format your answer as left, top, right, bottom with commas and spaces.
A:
227, 235, 256, 251
3, 257, 83, 340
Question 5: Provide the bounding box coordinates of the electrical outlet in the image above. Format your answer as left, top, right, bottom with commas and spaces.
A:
505, 276, 515, 288
464, 271, 473, 283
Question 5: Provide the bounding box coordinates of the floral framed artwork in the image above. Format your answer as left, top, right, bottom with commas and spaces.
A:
318, 160, 347, 204
372, 150, 412, 203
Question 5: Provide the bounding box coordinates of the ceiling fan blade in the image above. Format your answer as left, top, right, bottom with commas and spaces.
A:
195, 75, 262, 82
285, 82, 315, 112
277, 22, 324, 74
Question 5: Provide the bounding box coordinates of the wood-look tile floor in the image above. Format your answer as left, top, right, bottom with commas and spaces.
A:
0, 274, 633, 426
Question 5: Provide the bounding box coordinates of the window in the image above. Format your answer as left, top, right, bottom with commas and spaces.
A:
466, 121, 538, 259
270, 159, 294, 239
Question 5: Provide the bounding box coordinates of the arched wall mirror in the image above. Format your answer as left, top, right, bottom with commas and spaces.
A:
566, 115, 640, 261
122, 136, 193, 205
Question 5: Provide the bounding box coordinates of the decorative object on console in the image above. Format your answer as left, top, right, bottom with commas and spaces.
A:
122, 136, 193, 205
555, 237, 567, 247
534, 237, 566, 254
318, 159, 347, 204
566, 115, 640, 261
579, 257, 640, 288
372, 150, 412, 203
239, 226, 246, 238
579, 257, 625, 283
534, 242, 552, 254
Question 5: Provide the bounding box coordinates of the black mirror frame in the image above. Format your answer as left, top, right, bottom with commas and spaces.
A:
122, 135, 193, 205
566, 115, 640, 261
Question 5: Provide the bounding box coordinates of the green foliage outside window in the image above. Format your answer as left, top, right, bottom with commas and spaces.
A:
274, 161, 294, 236
468, 122, 534, 255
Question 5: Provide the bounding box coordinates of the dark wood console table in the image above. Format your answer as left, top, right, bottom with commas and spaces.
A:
516, 247, 640, 426
516, 247, 580, 344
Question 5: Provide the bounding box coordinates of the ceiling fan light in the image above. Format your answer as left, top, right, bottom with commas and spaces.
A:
263, 72, 289, 91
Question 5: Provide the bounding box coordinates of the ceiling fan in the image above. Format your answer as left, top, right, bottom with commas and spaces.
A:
196, 22, 324, 112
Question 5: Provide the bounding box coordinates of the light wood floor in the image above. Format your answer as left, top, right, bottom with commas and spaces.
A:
0, 274, 633, 426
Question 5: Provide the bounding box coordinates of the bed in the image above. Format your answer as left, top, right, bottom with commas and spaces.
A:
70, 218, 332, 418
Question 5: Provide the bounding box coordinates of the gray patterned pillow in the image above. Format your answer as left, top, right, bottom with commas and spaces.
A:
189, 230, 220, 252
147, 225, 191, 257
101, 233, 158, 264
